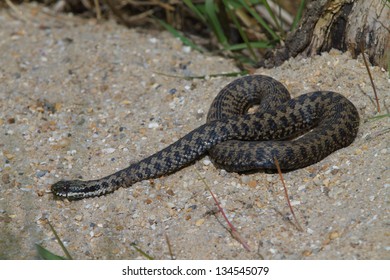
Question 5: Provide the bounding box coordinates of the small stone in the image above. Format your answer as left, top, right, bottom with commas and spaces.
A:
2, 173, 10, 184
323, 178, 330, 187
4, 152, 15, 160
149, 37, 158, 44
102, 148, 116, 154
248, 180, 257, 188
148, 122, 159, 129
195, 218, 205, 226
57, 138, 70, 148
330, 166, 340, 175
36, 170, 48, 178
182, 46, 191, 53
302, 250, 312, 257
269, 248, 277, 254
166, 189, 175, 196
329, 231, 340, 240
290, 200, 301, 206
166, 202, 175, 209
219, 169, 227, 177
202, 158, 211, 166
121, 100, 131, 105
313, 175, 322, 186
168, 88, 177, 94
241, 175, 250, 184
75, 215, 83, 221
354, 148, 363, 155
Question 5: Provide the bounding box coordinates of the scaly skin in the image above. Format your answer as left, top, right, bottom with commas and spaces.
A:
52, 75, 359, 200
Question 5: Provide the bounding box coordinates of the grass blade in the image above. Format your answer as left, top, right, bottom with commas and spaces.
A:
224, 41, 271, 51
183, 0, 207, 23
47, 219, 73, 260
261, 0, 283, 33
238, 0, 279, 41
223, 0, 258, 60
205, 0, 228, 45
156, 19, 206, 53
36, 244, 66, 260
153, 70, 248, 79
131, 243, 154, 260
291, 0, 306, 30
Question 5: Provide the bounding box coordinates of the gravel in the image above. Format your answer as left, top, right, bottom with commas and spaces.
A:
0, 4, 389, 259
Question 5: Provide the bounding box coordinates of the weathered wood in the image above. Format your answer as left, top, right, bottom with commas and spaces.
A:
261, 0, 390, 69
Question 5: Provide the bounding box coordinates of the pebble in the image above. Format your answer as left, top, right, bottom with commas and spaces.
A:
195, 218, 205, 226
148, 122, 159, 129
313, 175, 322, 186
329, 231, 340, 240
166, 202, 175, 209
3, 152, 15, 160
75, 215, 83, 221
202, 158, 211, 166
290, 200, 301, 206
2, 173, 10, 184
219, 169, 227, 177
36, 170, 48, 178
168, 88, 177, 94
302, 250, 312, 257
102, 148, 116, 154
182, 46, 191, 53
56, 138, 70, 148
148, 37, 158, 44
241, 175, 250, 184
247, 180, 257, 188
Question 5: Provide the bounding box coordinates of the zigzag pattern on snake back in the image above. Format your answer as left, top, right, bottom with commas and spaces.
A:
51, 75, 360, 200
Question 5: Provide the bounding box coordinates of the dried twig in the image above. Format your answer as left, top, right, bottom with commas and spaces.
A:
164, 233, 175, 260
274, 157, 304, 232
5, 0, 27, 22
196, 170, 251, 252
360, 42, 380, 112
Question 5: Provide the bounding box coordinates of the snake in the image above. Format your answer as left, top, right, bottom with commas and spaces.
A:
51, 75, 359, 200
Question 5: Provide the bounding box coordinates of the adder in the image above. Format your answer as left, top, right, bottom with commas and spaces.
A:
51, 75, 360, 200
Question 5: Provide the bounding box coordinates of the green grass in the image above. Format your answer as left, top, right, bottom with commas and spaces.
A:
36, 220, 72, 260
159, 0, 306, 67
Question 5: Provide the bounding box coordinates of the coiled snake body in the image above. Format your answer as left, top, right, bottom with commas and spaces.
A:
52, 75, 359, 199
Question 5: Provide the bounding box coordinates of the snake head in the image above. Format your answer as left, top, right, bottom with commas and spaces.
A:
51, 180, 89, 200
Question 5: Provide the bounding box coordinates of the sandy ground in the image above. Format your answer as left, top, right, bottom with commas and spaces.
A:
0, 4, 389, 260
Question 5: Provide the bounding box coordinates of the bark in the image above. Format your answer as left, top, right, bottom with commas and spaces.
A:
261, 0, 390, 69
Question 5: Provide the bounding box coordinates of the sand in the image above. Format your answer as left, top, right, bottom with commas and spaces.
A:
0, 3, 389, 259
